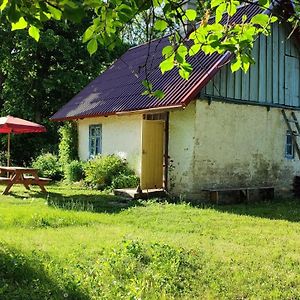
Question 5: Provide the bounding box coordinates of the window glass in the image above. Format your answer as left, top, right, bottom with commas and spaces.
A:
285, 131, 294, 159
89, 125, 102, 157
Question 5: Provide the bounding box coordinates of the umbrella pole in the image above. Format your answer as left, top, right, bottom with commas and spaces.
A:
7, 133, 10, 167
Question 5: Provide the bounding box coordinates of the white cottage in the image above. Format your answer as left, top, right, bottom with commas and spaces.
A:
52, 1, 300, 200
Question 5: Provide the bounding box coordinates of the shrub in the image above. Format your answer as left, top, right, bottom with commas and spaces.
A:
111, 174, 139, 189
58, 122, 78, 166
32, 153, 62, 180
83, 154, 136, 189
64, 160, 84, 182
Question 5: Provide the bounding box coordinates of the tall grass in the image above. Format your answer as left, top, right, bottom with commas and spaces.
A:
1, 184, 300, 299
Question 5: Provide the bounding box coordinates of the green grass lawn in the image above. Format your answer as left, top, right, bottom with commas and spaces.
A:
1, 184, 300, 299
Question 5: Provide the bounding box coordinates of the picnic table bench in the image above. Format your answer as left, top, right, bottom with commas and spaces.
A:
202, 186, 274, 204
0, 166, 51, 195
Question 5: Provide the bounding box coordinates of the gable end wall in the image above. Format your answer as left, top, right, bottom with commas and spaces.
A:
202, 22, 300, 107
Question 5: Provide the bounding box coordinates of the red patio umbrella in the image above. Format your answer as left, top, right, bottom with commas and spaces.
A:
0, 115, 46, 166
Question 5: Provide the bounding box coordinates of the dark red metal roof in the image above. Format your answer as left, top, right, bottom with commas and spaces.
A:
51, 4, 264, 121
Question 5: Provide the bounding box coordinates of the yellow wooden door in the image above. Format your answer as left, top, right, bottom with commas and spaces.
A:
141, 120, 164, 189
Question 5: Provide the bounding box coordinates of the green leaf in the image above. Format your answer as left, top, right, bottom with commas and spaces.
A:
251, 14, 269, 27
185, 9, 197, 21
118, 4, 133, 16
153, 90, 165, 99
181, 62, 193, 73
28, 25, 40, 41
39, 11, 51, 22
142, 90, 150, 96
162, 45, 173, 58
189, 44, 201, 56
142, 80, 153, 90
177, 45, 188, 56
47, 5, 62, 20
159, 59, 174, 74
227, 1, 237, 16
231, 58, 241, 72
211, 0, 224, 8
0, 0, 8, 11
215, 3, 226, 23
242, 60, 250, 73
202, 44, 215, 55
83, 25, 95, 43
179, 68, 190, 80
87, 38, 98, 55
153, 0, 162, 7
258, 0, 270, 8
175, 53, 184, 63
118, 11, 130, 22
189, 30, 206, 43
270, 16, 278, 23
241, 54, 252, 73
11, 17, 28, 31
154, 19, 168, 31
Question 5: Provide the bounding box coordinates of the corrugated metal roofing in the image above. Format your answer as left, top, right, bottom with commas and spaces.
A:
51, 4, 264, 121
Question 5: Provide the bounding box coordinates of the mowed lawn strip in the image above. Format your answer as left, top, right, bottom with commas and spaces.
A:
1, 184, 300, 299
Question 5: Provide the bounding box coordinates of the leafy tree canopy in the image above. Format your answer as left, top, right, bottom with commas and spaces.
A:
0, 15, 127, 165
0, 0, 296, 77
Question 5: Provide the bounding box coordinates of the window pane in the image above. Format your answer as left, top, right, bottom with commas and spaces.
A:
90, 139, 95, 154
285, 131, 294, 159
89, 125, 102, 157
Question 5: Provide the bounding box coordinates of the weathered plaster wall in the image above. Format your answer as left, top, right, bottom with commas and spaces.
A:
168, 102, 196, 195
168, 100, 300, 199
77, 114, 142, 175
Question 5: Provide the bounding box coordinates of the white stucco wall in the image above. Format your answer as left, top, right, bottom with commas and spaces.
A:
168, 100, 300, 199
77, 114, 142, 175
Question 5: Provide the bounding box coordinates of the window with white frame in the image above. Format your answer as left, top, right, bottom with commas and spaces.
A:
285, 131, 294, 159
89, 124, 102, 157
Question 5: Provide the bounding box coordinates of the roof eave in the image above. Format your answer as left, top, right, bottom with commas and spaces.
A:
51, 104, 184, 121
50, 111, 117, 122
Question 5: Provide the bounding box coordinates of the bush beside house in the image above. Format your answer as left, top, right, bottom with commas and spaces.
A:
83, 155, 139, 190
32, 152, 139, 189
32, 153, 63, 180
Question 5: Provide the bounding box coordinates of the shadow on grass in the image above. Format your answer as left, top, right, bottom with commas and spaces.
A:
10, 189, 144, 214
0, 243, 89, 300
204, 198, 300, 222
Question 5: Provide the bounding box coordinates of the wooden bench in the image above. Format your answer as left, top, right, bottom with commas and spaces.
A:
202, 186, 274, 204
0, 177, 12, 183
23, 176, 51, 183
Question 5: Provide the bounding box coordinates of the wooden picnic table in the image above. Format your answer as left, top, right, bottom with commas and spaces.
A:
0, 166, 51, 195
